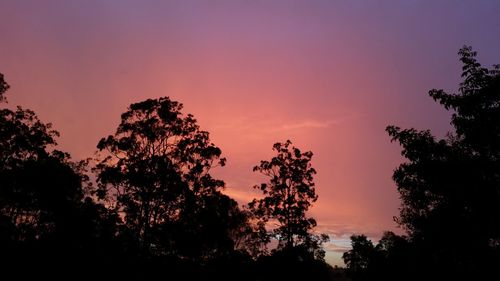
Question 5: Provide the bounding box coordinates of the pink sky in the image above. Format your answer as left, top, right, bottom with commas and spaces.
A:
1, 1, 500, 265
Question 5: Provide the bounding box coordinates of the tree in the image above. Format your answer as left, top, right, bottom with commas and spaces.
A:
249, 140, 327, 255
386, 46, 500, 279
0, 73, 122, 279
95, 96, 246, 260
0, 73, 9, 102
229, 206, 269, 258
342, 235, 377, 280
343, 232, 412, 281
0, 74, 78, 243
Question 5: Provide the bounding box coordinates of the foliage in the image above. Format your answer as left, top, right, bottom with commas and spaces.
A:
0, 73, 124, 280
384, 46, 500, 279
343, 232, 411, 281
255, 245, 334, 281
0, 73, 334, 279
341, 46, 500, 281
342, 235, 376, 276
0, 73, 9, 102
249, 140, 328, 258
0, 78, 77, 242
95, 96, 248, 260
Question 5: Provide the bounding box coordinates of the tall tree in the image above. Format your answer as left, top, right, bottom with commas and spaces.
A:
0, 73, 121, 278
95, 97, 245, 259
0, 73, 78, 243
249, 140, 327, 254
386, 46, 500, 278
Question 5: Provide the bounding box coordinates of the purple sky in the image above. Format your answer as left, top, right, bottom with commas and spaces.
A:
1, 1, 500, 265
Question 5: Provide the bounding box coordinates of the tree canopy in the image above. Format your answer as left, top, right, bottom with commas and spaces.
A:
5, 45, 498, 280
343, 46, 500, 281
0, 73, 123, 279
387, 46, 500, 274
249, 140, 328, 260
95, 97, 248, 260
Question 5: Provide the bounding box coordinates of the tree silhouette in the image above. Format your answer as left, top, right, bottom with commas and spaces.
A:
0, 75, 76, 243
249, 140, 328, 256
0, 73, 123, 279
342, 235, 377, 280
95, 97, 248, 261
231, 206, 270, 258
0, 73, 335, 279
343, 232, 412, 281
0, 73, 9, 102
385, 46, 500, 279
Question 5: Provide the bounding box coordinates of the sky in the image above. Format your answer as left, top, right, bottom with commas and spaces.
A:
1, 0, 500, 266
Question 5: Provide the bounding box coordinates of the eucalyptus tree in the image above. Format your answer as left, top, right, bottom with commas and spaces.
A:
249, 140, 328, 258
96, 97, 246, 259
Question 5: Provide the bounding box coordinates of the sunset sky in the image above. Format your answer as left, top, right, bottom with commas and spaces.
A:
1, 1, 500, 266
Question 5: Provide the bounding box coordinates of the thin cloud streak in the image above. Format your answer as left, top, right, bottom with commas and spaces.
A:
277, 120, 337, 131
213, 116, 341, 133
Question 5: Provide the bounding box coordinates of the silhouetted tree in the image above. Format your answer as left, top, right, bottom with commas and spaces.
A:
386, 46, 500, 279
249, 140, 328, 256
255, 244, 334, 281
0, 73, 122, 279
0, 73, 341, 280
0, 73, 8, 102
342, 235, 375, 278
231, 207, 270, 258
343, 232, 411, 281
95, 97, 247, 261
0, 75, 76, 243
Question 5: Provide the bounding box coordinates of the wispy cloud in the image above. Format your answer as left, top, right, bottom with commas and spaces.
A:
212, 116, 340, 135
213, 116, 338, 132
221, 187, 260, 204
276, 120, 338, 131
324, 241, 352, 253
314, 222, 380, 239
313, 222, 384, 255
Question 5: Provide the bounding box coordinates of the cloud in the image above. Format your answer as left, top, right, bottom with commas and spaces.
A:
312, 222, 385, 256
324, 241, 352, 253
208, 116, 340, 144
221, 187, 260, 204
314, 222, 380, 239
277, 120, 337, 131
211, 114, 339, 133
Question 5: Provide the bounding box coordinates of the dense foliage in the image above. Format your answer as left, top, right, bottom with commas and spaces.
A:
343, 47, 500, 280
3, 45, 497, 280
0, 74, 332, 279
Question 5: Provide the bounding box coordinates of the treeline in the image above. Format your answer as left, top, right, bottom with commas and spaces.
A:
0, 74, 333, 279
1, 46, 499, 280
342, 47, 500, 280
